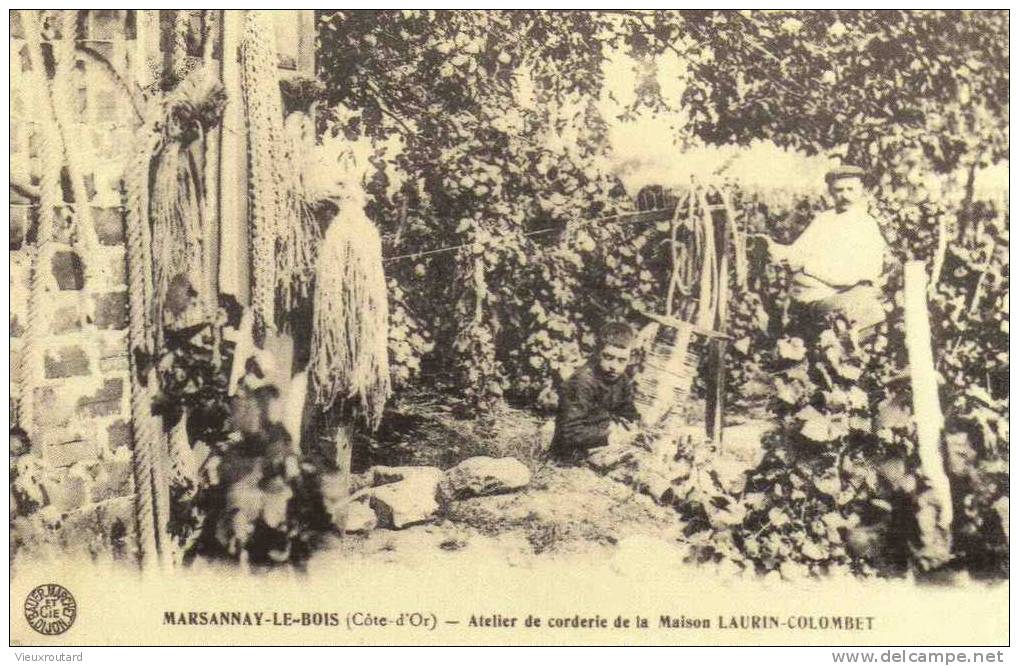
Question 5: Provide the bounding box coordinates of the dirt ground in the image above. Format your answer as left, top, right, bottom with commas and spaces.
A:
313, 392, 711, 570
321, 464, 686, 569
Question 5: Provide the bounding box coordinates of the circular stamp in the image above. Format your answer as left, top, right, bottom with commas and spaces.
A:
24, 584, 77, 636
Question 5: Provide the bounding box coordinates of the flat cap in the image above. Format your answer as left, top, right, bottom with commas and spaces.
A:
825, 164, 867, 185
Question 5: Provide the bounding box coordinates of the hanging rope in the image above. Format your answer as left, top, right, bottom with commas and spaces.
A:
722, 187, 748, 291
694, 187, 719, 330
309, 192, 392, 432
239, 10, 279, 333
48, 11, 104, 289
150, 134, 205, 330
124, 129, 164, 570
239, 10, 317, 333
120, 32, 167, 571
277, 97, 319, 318
16, 10, 65, 440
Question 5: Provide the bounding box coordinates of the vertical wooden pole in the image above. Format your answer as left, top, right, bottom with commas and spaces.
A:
218, 10, 249, 304
904, 260, 953, 566
200, 10, 221, 322
705, 339, 726, 445
333, 423, 354, 534
705, 200, 729, 446
296, 10, 316, 75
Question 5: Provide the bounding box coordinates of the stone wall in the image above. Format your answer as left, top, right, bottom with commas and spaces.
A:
10, 10, 138, 561
10, 10, 318, 564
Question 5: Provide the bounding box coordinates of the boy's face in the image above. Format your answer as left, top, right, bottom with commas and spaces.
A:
598, 343, 632, 382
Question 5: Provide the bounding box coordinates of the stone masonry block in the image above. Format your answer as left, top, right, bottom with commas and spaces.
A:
88, 448, 134, 503
92, 206, 125, 245
104, 252, 127, 287
44, 346, 90, 378
93, 291, 128, 330
98, 332, 129, 373
76, 378, 124, 418
33, 385, 75, 430
51, 250, 85, 290
50, 207, 75, 245
45, 439, 97, 469
50, 304, 83, 334
88, 248, 127, 291
106, 420, 130, 451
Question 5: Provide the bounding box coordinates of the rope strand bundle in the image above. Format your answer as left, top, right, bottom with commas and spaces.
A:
309, 200, 392, 432
239, 10, 319, 334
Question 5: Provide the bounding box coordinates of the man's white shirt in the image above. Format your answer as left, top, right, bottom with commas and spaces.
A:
772, 204, 888, 303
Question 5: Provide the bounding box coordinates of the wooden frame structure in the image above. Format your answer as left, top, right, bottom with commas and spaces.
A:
635, 184, 741, 447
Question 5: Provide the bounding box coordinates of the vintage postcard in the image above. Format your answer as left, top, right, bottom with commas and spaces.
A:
8, 9, 1009, 649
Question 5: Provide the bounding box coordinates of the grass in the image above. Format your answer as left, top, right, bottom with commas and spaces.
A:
352, 390, 553, 473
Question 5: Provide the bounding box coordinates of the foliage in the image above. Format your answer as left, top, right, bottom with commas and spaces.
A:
152, 293, 239, 447
660, 11, 1008, 168
674, 188, 1008, 577
311, 10, 1007, 576
184, 428, 333, 568
317, 10, 637, 409
318, 10, 1006, 412
153, 295, 338, 567
387, 278, 435, 387
932, 200, 1009, 577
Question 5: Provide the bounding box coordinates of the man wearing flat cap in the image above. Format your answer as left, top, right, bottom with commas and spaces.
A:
759, 164, 889, 339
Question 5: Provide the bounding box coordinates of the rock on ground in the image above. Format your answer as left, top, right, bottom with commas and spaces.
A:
366, 475, 442, 530
368, 465, 443, 488
344, 500, 378, 533
439, 456, 531, 500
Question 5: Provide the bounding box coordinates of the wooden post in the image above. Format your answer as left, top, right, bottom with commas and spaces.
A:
705, 339, 726, 445
217, 9, 248, 304
201, 10, 221, 322
705, 199, 729, 446
295, 9, 316, 74
903, 260, 953, 566
332, 423, 354, 534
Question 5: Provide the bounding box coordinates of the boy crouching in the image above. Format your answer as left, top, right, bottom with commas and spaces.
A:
548, 322, 640, 464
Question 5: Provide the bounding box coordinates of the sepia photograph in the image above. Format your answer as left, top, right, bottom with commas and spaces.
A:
7, 8, 1009, 650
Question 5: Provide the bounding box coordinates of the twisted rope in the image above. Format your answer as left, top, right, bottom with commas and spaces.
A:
240, 10, 318, 332
240, 10, 280, 333
48, 11, 103, 289
124, 159, 163, 569
16, 10, 63, 439
122, 86, 165, 572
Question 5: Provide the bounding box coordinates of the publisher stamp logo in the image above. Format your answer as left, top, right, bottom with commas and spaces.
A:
25, 584, 77, 636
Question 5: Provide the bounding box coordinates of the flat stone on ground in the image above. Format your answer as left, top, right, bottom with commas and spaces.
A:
369, 476, 442, 529
440, 456, 531, 500
369, 465, 443, 488
344, 500, 378, 533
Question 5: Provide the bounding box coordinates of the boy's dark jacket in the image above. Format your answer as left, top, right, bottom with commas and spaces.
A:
549, 360, 639, 461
